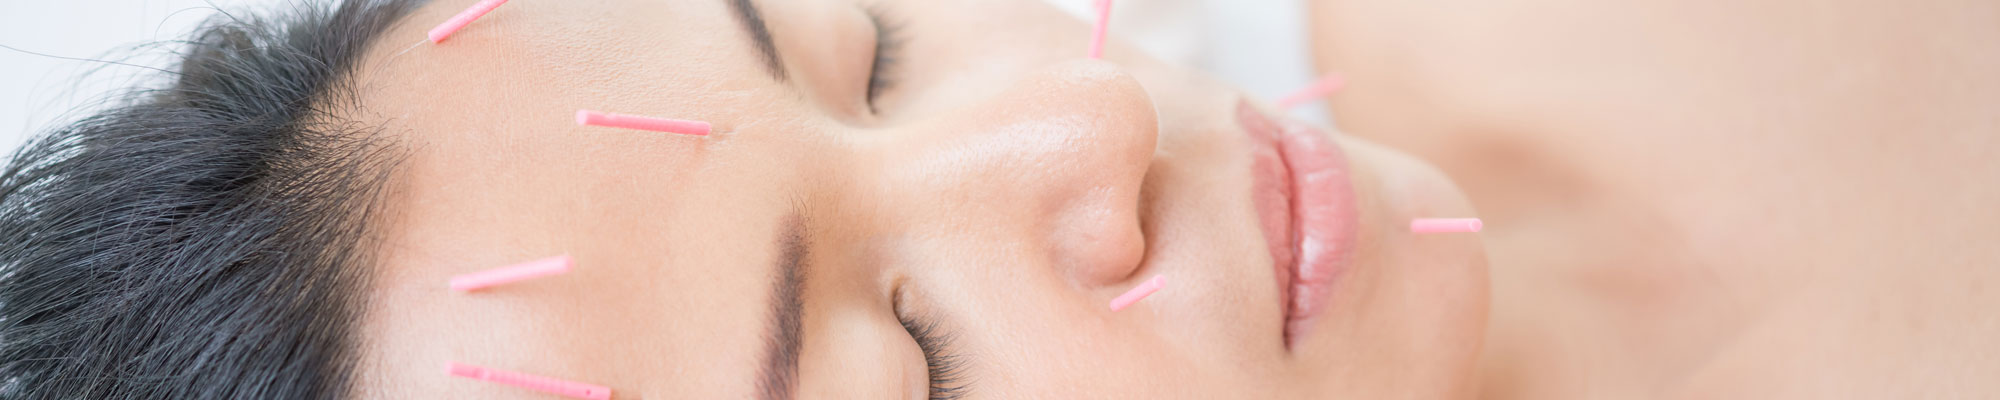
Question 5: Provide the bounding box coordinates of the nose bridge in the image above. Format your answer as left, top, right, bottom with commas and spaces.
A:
882, 59, 1159, 286
1010, 60, 1160, 179
955, 60, 1157, 196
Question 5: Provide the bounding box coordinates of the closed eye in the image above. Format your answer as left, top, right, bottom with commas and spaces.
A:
898, 314, 968, 400
893, 287, 969, 399
864, 6, 905, 114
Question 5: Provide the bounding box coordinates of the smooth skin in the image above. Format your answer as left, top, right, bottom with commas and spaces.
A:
352, 0, 1486, 398
1307, 0, 2000, 398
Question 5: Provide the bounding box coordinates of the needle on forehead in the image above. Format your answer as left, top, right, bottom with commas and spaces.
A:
448, 255, 573, 292
576, 110, 714, 136
446, 362, 613, 400
428, 0, 510, 44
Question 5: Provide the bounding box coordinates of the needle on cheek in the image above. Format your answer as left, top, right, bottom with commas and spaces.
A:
576, 110, 714, 136
448, 255, 573, 292
1109, 274, 1166, 311
428, 0, 510, 44
446, 362, 613, 400
1410, 218, 1484, 234
1275, 72, 1347, 111
1088, 0, 1115, 59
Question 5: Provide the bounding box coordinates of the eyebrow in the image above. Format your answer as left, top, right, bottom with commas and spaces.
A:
756, 216, 808, 400
728, 0, 788, 81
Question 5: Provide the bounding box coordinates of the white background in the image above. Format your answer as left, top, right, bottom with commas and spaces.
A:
1, 0, 1322, 156
1, 0, 261, 155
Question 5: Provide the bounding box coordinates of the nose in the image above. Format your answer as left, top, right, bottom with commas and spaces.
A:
873, 59, 1158, 287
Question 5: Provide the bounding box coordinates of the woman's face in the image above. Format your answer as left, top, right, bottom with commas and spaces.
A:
353, 0, 1488, 397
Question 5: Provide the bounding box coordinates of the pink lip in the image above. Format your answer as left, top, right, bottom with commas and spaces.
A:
1238, 101, 1360, 348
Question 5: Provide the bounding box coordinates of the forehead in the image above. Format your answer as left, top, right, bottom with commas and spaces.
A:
362, 0, 776, 118
349, 0, 814, 396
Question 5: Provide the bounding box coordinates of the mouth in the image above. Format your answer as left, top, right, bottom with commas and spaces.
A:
1238, 100, 1360, 349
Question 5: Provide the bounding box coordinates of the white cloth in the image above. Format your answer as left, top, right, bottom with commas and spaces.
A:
1042, 0, 1329, 125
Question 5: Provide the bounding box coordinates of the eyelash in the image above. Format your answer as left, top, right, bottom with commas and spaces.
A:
864, 6, 906, 113
895, 300, 968, 399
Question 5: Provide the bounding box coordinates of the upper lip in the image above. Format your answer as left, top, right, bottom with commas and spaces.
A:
1237, 100, 1360, 349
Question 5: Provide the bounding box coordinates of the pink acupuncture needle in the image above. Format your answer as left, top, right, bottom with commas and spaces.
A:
1088, 0, 1114, 59
1275, 72, 1348, 111
448, 255, 573, 292
1108, 274, 1166, 311
446, 362, 612, 400
428, 0, 509, 44
1410, 218, 1483, 234
575, 109, 713, 136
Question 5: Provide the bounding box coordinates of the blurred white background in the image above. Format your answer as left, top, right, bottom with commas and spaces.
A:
1, 0, 1322, 157
1, 1, 260, 155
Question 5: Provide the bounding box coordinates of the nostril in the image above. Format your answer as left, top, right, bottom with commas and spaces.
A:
1049, 186, 1146, 287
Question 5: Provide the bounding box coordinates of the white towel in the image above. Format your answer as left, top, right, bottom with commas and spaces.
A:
1042, 0, 1330, 125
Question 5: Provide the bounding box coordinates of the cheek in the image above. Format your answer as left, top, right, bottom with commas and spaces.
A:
932, 269, 1279, 398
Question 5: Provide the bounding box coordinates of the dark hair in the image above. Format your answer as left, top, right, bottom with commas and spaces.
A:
0, 1, 424, 398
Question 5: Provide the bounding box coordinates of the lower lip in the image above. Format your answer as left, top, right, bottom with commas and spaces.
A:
1238, 101, 1360, 348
